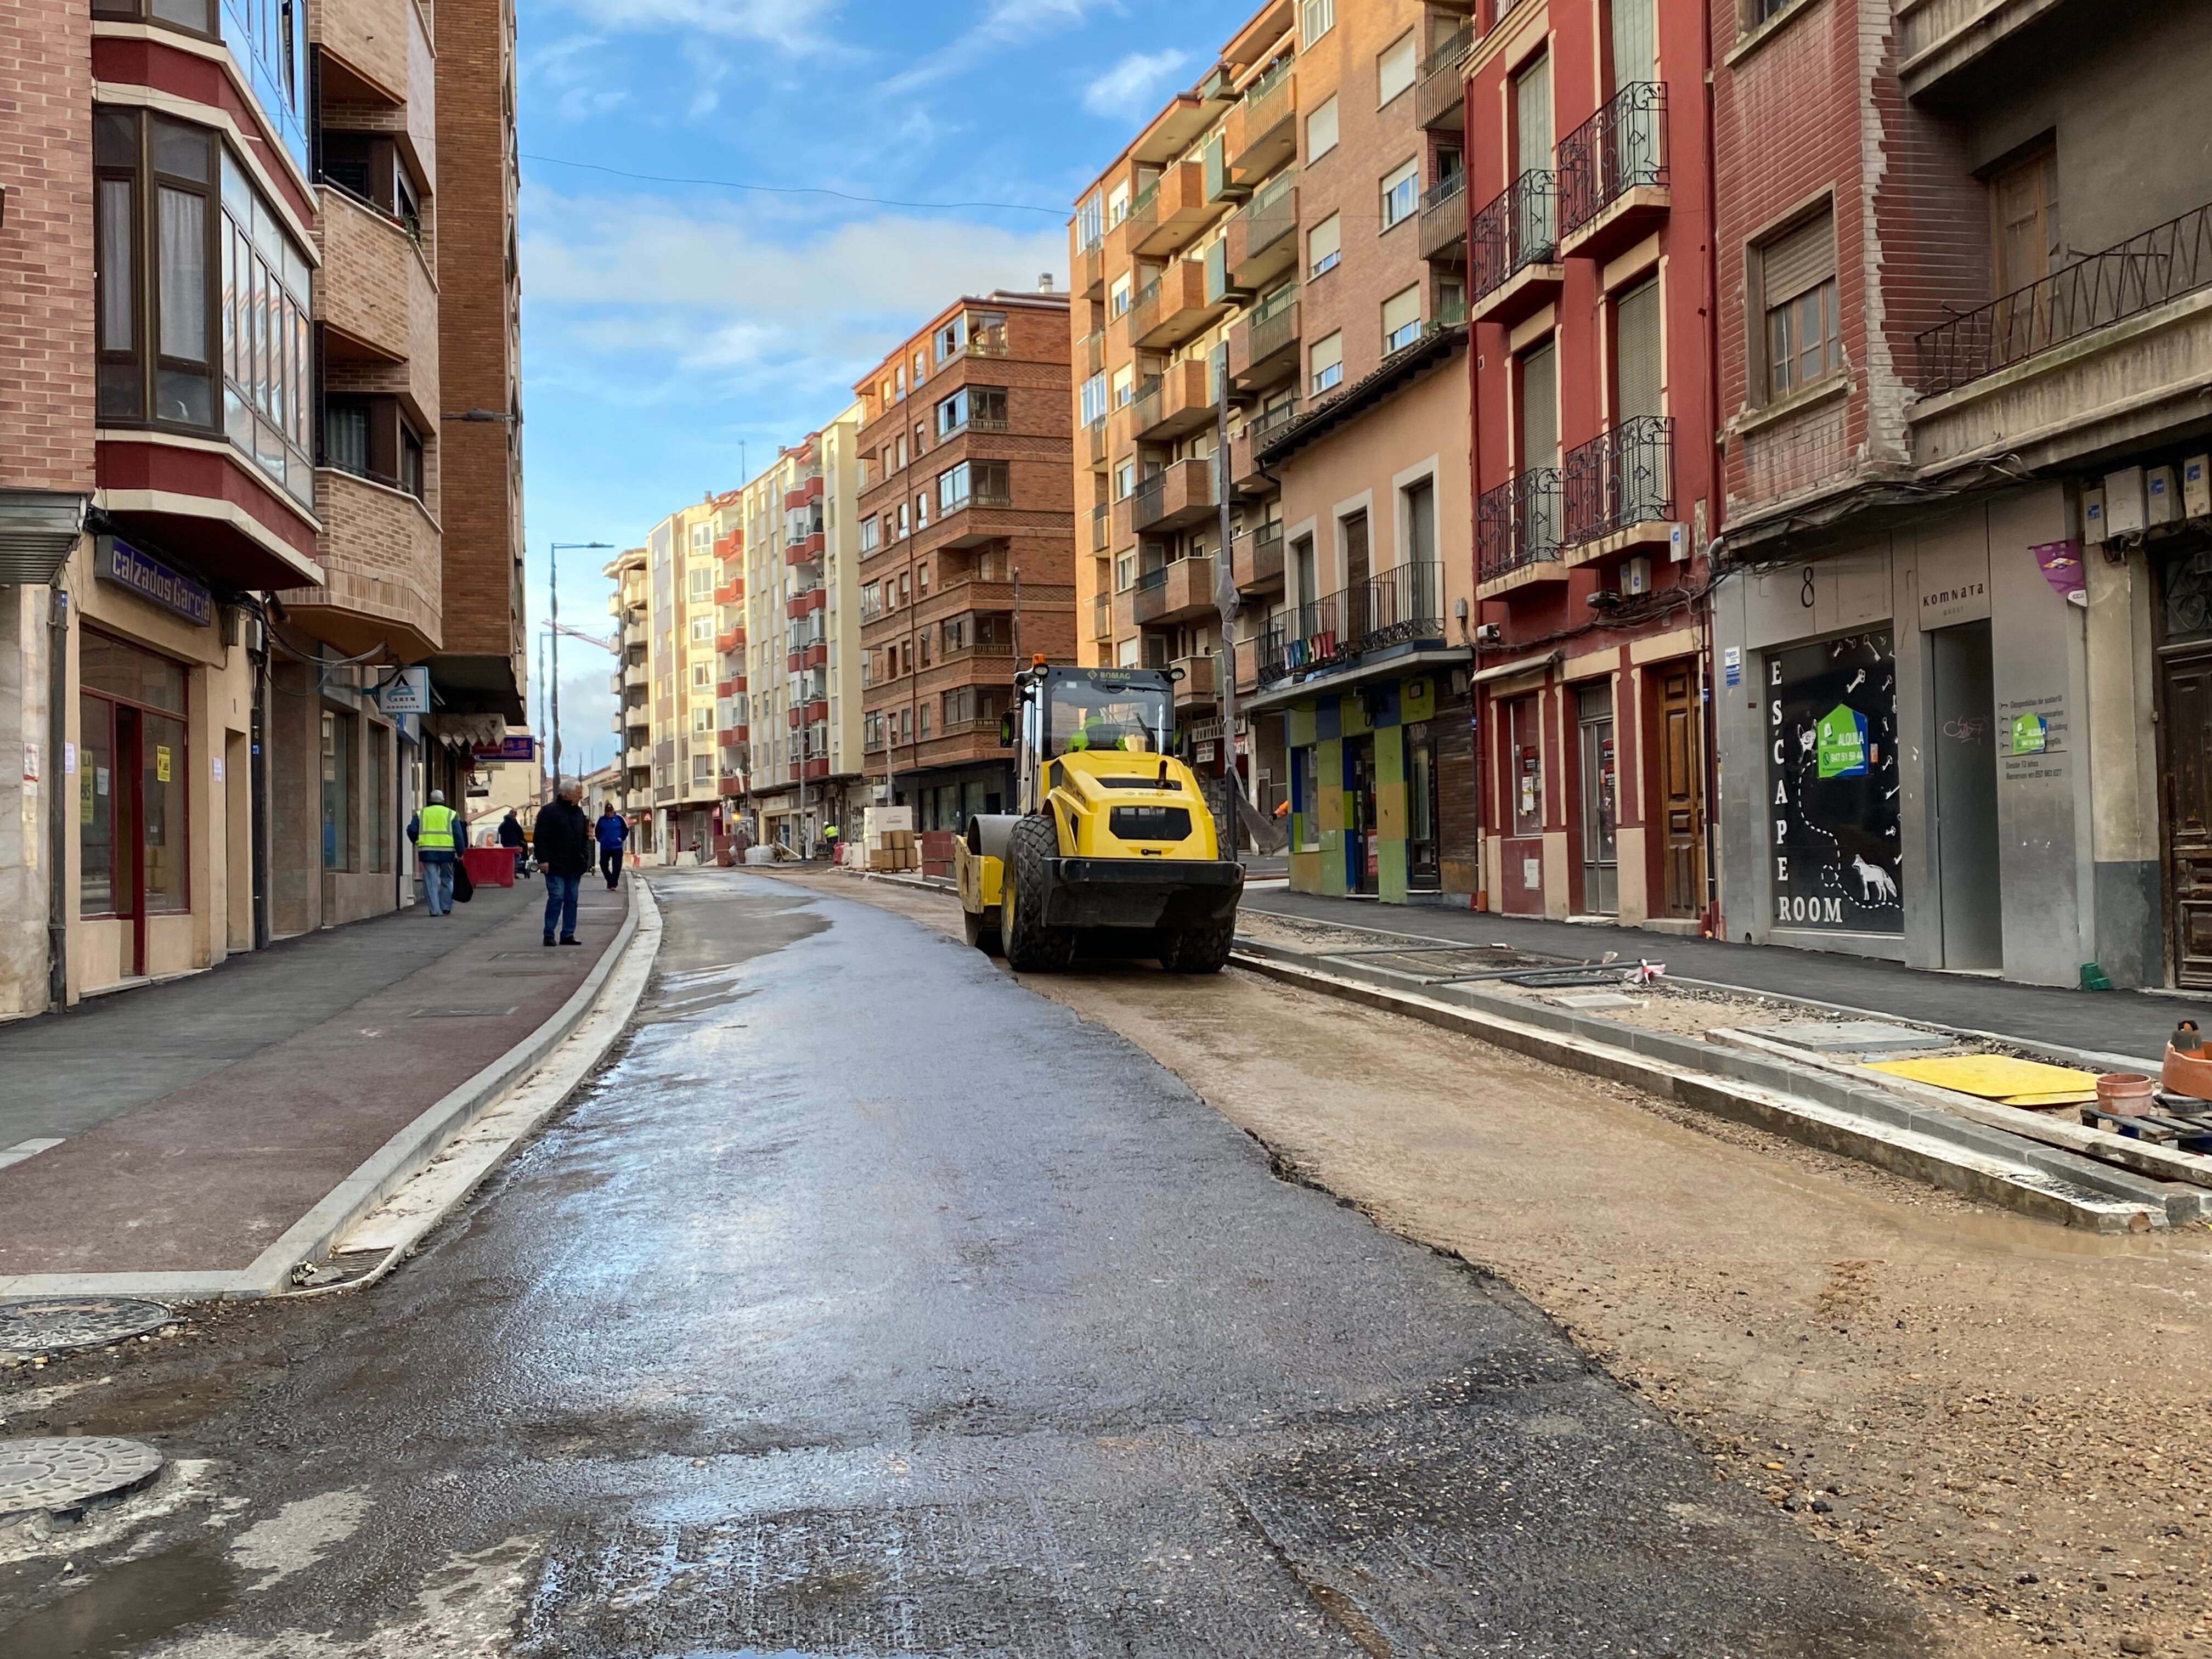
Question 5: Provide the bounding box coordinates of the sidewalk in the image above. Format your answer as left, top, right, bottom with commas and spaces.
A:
0, 876, 632, 1294
1240, 889, 2190, 1065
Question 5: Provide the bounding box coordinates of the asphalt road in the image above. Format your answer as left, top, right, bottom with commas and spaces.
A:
0, 871, 1929, 1657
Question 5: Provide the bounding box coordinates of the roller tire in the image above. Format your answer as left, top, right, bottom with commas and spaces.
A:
1001, 814, 1075, 972
963, 904, 1003, 957
1159, 915, 1235, 974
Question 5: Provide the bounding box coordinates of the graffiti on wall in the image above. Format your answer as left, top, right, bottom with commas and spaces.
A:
1767, 631, 1903, 934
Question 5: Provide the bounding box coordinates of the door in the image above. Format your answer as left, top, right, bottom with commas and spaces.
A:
1576, 681, 1618, 916
1609, 0, 1655, 91
1406, 720, 1441, 891
1653, 662, 1704, 918
1512, 54, 1553, 254
1504, 693, 1545, 914
2164, 653, 2212, 986
1517, 339, 1560, 556
1347, 732, 1378, 895
1931, 620, 2004, 970
1612, 278, 1663, 523
1342, 511, 1370, 643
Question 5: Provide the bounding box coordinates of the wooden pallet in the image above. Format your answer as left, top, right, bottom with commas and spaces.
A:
2081, 1102, 2212, 1153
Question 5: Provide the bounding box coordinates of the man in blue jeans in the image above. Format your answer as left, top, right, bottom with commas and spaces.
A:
407, 791, 461, 915
531, 783, 594, 946
595, 803, 629, 888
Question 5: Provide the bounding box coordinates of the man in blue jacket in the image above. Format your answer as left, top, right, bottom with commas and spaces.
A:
595, 804, 629, 889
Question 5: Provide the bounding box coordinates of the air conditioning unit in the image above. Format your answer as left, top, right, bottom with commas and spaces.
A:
2103, 467, 2148, 537
2185, 455, 2211, 520
2148, 464, 2180, 527
1622, 554, 1654, 595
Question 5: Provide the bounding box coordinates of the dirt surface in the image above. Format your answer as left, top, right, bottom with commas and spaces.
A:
795, 870, 2212, 1659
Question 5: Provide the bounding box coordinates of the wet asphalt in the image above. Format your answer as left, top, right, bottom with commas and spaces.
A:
0, 871, 1929, 1657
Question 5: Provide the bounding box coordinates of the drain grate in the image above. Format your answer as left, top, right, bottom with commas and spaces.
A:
410, 1007, 520, 1019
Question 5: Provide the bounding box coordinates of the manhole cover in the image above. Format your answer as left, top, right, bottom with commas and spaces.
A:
0, 1296, 176, 1361
1746, 1020, 1953, 1053
0, 1438, 164, 1520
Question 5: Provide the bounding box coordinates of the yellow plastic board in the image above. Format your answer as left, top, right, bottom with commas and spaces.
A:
1866, 1054, 2100, 1099
1999, 1091, 2100, 1109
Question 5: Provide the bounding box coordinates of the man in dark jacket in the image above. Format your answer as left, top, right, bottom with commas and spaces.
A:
497, 808, 528, 879
532, 785, 594, 946
595, 805, 629, 889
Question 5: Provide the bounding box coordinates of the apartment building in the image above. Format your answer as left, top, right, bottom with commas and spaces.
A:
1463, 0, 1719, 930
1238, 0, 1479, 905
606, 547, 651, 840
644, 492, 738, 859
1707, 0, 2211, 990
857, 291, 1075, 829
0, 0, 523, 1011
737, 414, 867, 853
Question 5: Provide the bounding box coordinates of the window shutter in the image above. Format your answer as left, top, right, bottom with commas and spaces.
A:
1761, 211, 1835, 308
1381, 286, 1421, 340
1614, 276, 1662, 420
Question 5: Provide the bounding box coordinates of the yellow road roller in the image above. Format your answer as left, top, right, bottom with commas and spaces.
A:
953, 662, 1244, 973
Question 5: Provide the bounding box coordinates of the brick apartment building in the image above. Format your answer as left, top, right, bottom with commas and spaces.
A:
857, 290, 1075, 830
1463, 0, 1719, 930
0, 0, 524, 1012
1706, 0, 2212, 990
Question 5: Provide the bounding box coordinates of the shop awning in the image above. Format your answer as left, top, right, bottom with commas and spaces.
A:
1471, 650, 1562, 687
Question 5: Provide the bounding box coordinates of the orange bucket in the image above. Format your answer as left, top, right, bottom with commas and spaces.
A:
2096, 1073, 2157, 1114
2163, 1046, 2212, 1103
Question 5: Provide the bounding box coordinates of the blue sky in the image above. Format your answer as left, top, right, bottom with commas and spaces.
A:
515, 0, 1255, 772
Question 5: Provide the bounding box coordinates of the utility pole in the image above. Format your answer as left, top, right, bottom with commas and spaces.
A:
1211, 344, 1251, 850
548, 541, 613, 797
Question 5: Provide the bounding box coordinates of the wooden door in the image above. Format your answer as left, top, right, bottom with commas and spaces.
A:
2163, 649, 2212, 988
1654, 662, 1704, 919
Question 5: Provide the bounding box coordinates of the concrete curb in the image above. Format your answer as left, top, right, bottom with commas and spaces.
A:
0, 887, 658, 1304
1232, 943, 2189, 1232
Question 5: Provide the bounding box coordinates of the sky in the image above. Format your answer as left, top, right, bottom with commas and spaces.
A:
515, 0, 1257, 775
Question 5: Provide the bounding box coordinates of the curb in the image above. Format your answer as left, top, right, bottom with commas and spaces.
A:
0, 886, 659, 1304
1231, 944, 2188, 1233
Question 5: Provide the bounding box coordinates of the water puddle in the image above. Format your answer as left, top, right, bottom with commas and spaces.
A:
0, 1537, 234, 1656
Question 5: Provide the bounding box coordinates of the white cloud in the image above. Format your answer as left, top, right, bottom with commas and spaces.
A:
1081, 48, 1191, 119
549, 0, 840, 52
884, 0, 1117, 97
523, 35, 632, 122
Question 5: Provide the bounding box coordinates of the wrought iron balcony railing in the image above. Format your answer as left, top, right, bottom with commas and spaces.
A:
1914, 195, 2212, 396
1251, 561, 1444, 687
1558, 82, 1667, 239
1477, 469, 1563, 583
1563, 415, 1674, 546
1470, 170, 1558, 298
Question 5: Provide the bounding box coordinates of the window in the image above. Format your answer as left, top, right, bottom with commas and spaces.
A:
1076, 194, 1103, 247
1301, 0, 1334, 44
320, 395, 423, 500
689, 567, 712, 600
1080, 371, 1108, 425
1306, 95, 1340, 162
1613, 275, 1662, 421
1114, 459, 1137, 500
321, 709, 354, 872
1293, 747, 1320, 849
1308, 213, 1341, 279
692, 754, 713, 785
915, 490, 929, 528
78, 633, 189, 921
692, 707, 713, 733
1110, 273, 1133, 317
1404, 478, 1436, 566
1293, 534, 1317, 605
1111, 365, 1136, 408
934, 315, 965, 362
1381, 159, 1420, 231
1990, 145, 2061, 295
895, 435, 907, 470
1758, 208, 1840, 400
691, 617, 712, 642
1108, 180, 1131, 227
1378, 32, 1418, 105
1383, 285, 1422, 352
1438, 277, 1466, 325
860, 516, 879, 554
1117, 636, 1142, 668
1116, 551, 1137, 591
898, 503, 910, 538
1310, 330, 1344, 396
936, 388, 967, 435
692, 664, 712, 689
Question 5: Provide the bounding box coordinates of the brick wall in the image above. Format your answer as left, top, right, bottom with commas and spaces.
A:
1, 0, 94, 492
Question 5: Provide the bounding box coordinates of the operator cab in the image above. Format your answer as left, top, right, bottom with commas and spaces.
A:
1007, 664, 1177, 814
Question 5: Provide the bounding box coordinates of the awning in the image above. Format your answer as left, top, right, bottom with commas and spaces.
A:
1471, 650, 1562, 686
1245, 642, 1471, 712
0, 490, 89, 585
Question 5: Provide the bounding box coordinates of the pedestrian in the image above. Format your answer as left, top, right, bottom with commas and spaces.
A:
407, 791, 461, 916
498, 808, 528, 879
532, 783, 593, 946
595, 803, 629, 889
822, 823, 840, 864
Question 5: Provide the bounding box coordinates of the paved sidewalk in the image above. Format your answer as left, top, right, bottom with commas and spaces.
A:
0, 877, 630, 1285
1241, 889, 2191, 1064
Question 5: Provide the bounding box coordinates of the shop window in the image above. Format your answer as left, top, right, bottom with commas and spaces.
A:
1293, 746, 1321, 850
321, 709, 356, 871
79, 633, 189, 921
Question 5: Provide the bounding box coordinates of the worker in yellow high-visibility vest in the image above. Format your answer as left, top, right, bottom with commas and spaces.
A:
407, 791, 462, 916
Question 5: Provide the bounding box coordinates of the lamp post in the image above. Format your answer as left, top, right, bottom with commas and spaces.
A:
548, 540, 613, 795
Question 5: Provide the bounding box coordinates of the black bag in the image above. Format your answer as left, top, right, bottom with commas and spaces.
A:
451, 856, 475, 904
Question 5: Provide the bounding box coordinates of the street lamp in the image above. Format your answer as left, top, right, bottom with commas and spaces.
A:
549, 540, 613, 795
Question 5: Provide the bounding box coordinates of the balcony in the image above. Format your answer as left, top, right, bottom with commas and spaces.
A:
1131, 457, 1216, 535
1898, 0, 2059, 99
1086, 413, 1108, 468
1230, 398, 1299, 494
1132, 358, 1217, 442
1131, 554, 1217, 626
1227, 64, 1296, 188
1911, 197, 2212, 476
1250, 562, 1447, 691
1082, 328, 1105, 377
1562, 416, 1677, 562
1227, 177, 1299, 292
936, 466, 1016, 546
1418, 173, 1467, 266
784, 473, 823, 512
1230, 292, 1300, 391
786, 530, 825, 566
1417, 25, 1474, 131
1558, 83, 1668, 263
1171, 652, 1216, 709
716, 625, 744, 653
1092, 594, 1111, 640
316, 185, 434, 381
289, 468, 440, 661
1232, 521, 1285, 595
1080, 235, 1104, 298
1128, 260, 1216, 350
1128, 161, 1215, 258
789, 641, 828, 673
1470, 171, 1562, 328
1477, 471, 1567, 596
786, 586, 826, 621
1091, 503, 1110, 552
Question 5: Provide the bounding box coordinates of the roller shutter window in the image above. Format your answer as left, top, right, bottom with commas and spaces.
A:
1760, 208, 1839, 400
1382, 285, 1423, 353
1614, 276, 1662, 421
1310, 330, 1344, 396
1307, 94, 1339, 161
1309, 212, 1341, 279
1378, 32, 1418, 105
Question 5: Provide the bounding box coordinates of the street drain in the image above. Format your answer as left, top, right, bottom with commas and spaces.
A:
410, 1007, 520, 1018
0, 1437, 164, 1521
0, 1296, 177, 1361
